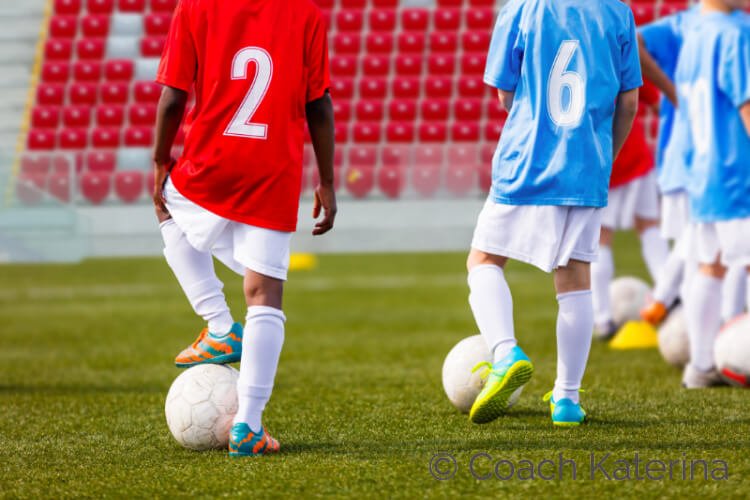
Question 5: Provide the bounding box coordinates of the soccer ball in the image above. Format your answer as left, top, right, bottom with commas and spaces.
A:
442, 335, 523, 414
165, 364, 239, 450
714, 314, 750, 387
610, 276, 651, 326
657, 306, 690, 368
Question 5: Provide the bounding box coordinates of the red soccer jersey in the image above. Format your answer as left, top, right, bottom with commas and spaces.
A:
609, 80, 659, 189
157, 0, 330, 231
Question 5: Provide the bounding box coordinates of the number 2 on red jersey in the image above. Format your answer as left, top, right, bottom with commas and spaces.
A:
224, 47, 273, 139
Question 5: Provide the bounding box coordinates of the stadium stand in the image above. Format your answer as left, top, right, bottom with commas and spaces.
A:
13, 0, 691, 207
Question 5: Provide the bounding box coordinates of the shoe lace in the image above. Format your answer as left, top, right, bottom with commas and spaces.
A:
471, 361, 493, 379
190, 328, 209, 349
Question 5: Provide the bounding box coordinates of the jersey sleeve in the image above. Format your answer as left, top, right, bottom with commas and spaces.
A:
155, 0, 197, 92
619, 10, 643, 92
717, 29, 750, 108
639, 15, 681, 70
305, 9, 330, 103
483, 0, 525, 91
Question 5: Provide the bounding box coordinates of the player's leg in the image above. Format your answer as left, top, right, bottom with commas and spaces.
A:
721, 265, 747, 324
633, 172, 669, 282
591, 227, 616, 339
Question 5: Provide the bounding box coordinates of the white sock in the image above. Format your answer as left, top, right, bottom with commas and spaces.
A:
747, 273, 750, 315
591, 245, 613, 328
721, 266, 747, 323
553, 290, 594, 404
234, 306, 286, 432
639, 226, 670, 282
160, 219, 234, 334
685, 273, 722, 372
468, 264, 516, 363
652, 245, 685, 306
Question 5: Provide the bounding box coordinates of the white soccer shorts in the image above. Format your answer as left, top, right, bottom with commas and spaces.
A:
690, 217, 750, 268
660, 190, 691, 241
601, 169, 660, 231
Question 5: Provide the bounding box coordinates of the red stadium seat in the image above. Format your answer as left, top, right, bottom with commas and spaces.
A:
445, 163, 476, 196
415, 144, 445, 166
424, 78, 452, 98
81, 15, 110, 37
451, 122, 480, 142
73, 61, 102, 81
352, 123, 381, 143
478, 164, 491, 191
87, 0, 114, 14
333, 101, 352, 122
133, 81, 162, 103
348, 145, 377, 166
345, 166, 375, 199
398, 32, 426, 53
385, 122, 415, 143
124, 127, 153, 146
100, 82, 129, 104
486, 99, 508, 121
96, 105, 125, 126
145, 14, 172, 36
389, 100, 417, 121
141, 37, 166, 57
336, 10, 363, 31
457, 77, 486, 98
45, 39, 73, 60
86, 150, 117, 172
28, 130, 56, 150
62, 106, 92, 127
356, 100, 383, 122
114, 171, 145, 203
484, 122, 504, 141
80, 171, 111, 204
341, 0, 366, 7
369, 9, 396, 31
394, 55, 422, 76
58, 128, 88, 149
42, 62, 70, 83
330, 78, 354, 99
17, 175, 46, 205
419, 123, 448, 142
331, 56, 358, 77
48, 172, 72, 202
372, 0, 398, 6
334, 33, 361, 54
427, 54, 456, 75
461, 53, 486, 76
401, 9, 429, 31
391, 78, 420, 98
632, 4, 656, 25
52, 154, 76, 174
32, 107, 61, 129
659, 2, 685, 17
129, 104, 157, 126
150, 0, 177, 12
469, 0, 495, 6
430, 32, 458, 53
50, 16, 77, 38
92, 128, 121, 148
37, 84, 65, 105
361, 55, 390, 77
76, 38, 105, 59
412, 163, 442, 198
453, 99, 482, 121
366, 33, 394, 54
448, 145, 479, 166
382, 145, 410, 165
437, 0, 462, 6
466, 9, 495, 30
358, 78, 387, 99
118, 0, 146, 12
462, 31, 490, 52
420, 99, 449, 121
55, 0, 81, 15
104, 60, 134, 81
69, 82, 98, 105
433, 9, 461, 31
377, 164, 404, 199
21, 155, 52, 176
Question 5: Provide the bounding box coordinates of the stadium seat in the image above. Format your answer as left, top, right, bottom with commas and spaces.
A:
330, 78, 354, 99
81, 15, 110, 37
398, 32, 426, 53
145, 13, 172, 36
359, 79, 387, 99
465, 9, 494, 30
37, 84, 65, 105
457, 77, 485, 98
433, 9, 461, 31
333, 101, 352, 122
133, 81, 161, 103
389, 100, 417, 121
129, 104, 157, 126
124, 127, 153, 146
461, 53, 486, 75
484, 122, 504, 141
334, 33, 361, 54
86, 151, 117, 172
394, 55, 422, 76
419, 123, 448, 142
345, 165, 375, 198
119, 0, 146, 12
385, 122, 415, 143
73, 61, 103, 81
48, 172, 72, 202
382, 145, 410, 165
424, 78, 452, 98
334, 124, 349, 143
336, 10, 363, 31
486, 99, 508, 121
32, 107, 61, 129
437, 0, 462, 6
356, 100, 384, 122
80, 171, 111, 204
377, 164, 404, 199
16, 175, 46, 205
87, 0, 115, 14
421, 99, 449, 121
391, 78, 420, 98
92, 127, 121, 148
352, 123, 381, 143
97, 105, 125, 126
100, 82, 129, 104
430, 32, 458, 53
368, 9, 396, 31
55, 0, 82, 15
445, 163, 476, 196
45, 39, 73, 60
42, 62, 70, 83
412, 164, 441, 198
453, 99, 482, 120
415, 144, 445, 166
361, 55, 390, 77
331, 56, 358, 77
462, 31, 490, 52
104, 59, 134, 81
62, 106, 92, 128
348, 145, 378, 166
114, 171, 145, 202
427, 54, 456, 75
340, 0, 366, 7
372, 0, 398, 7
76, 38, 106, 59
478, 164, 492, 191
401, 9, 429, 31
28, 130, 56, 150
150, 0, 177, 12
50, 16, 78, 38
69, 82, 98, 105
632, 4, 656, 25
451, 122, 480, 141
365, 33, 394, 54
141, 37, 166, 57
58, 128, 88, 149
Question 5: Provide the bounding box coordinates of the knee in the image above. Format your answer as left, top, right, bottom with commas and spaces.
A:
243, 275, 284, 308
700, 262, 727, 279
634, 217, 658, 234
467, 249, 507, 272
599, 227, 613, 247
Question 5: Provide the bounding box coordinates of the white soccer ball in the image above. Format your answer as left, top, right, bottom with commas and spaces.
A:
165, 364, 239, 450
657, 305, 690, 368
715, 314, 750, 387
442, 335, 523, 414
610, 276, 651, 327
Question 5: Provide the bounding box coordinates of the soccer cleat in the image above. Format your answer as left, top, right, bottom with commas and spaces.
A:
469, 346, 534, 424
543, 391, 586, 427
593, 320, 618, 341
640, 300, 668, 326
682, 364, 727, 389
228, 423, 280, 457
174, 322, 243, 368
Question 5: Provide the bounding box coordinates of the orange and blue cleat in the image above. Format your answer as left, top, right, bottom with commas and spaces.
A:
228, 423, 280, 457
174, 322, 243, 368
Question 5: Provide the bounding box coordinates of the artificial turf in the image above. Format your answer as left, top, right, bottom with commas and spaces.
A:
1, 231, 748, 498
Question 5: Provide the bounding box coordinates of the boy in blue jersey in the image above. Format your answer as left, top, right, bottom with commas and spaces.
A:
466, 0, 641, 426
675, 0, 750, 388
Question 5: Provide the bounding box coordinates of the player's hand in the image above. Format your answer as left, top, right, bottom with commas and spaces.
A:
312, 182, 337, 236
152, 158, 174, 215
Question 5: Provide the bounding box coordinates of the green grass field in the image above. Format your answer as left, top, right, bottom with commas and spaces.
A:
1, 232, 748, 498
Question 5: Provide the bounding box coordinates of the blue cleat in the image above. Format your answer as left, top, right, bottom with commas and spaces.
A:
469, 345, 534, 424
228, 423, 280, 457
543, 391, 586, 427
175, 322, 243, 368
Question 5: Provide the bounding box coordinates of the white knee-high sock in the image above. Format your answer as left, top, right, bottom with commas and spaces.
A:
591, 245, 613, 328
235, 306, 286, 432
553, 290, 594, 404
721, 266, 747, 323
468, 265, 516, 363
160, 219, 233, 334
685, 273, 722, 372
746, 273, 750, 315
640, 227, 670, 282
652, 245, 685, 306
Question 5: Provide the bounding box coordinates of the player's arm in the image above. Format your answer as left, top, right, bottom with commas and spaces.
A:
306, 91, 337, 236
638, 34, 677, 106
497, 89, 515, 112
152, 86, 188, 212
740, 102, 750, 137
612, 88, 640, 160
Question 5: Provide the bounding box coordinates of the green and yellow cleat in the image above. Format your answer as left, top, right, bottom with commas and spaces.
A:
174, 322, 243, 368
543, 391, 586, 427
469, 346, 534, 424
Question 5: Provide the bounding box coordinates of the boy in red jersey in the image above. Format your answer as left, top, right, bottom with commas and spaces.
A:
153, 0, 336, 456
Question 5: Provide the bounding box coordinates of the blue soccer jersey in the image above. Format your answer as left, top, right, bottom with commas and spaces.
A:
484, 0, 642, 208
639, 6, 698, 193
675, 13, 750, 223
